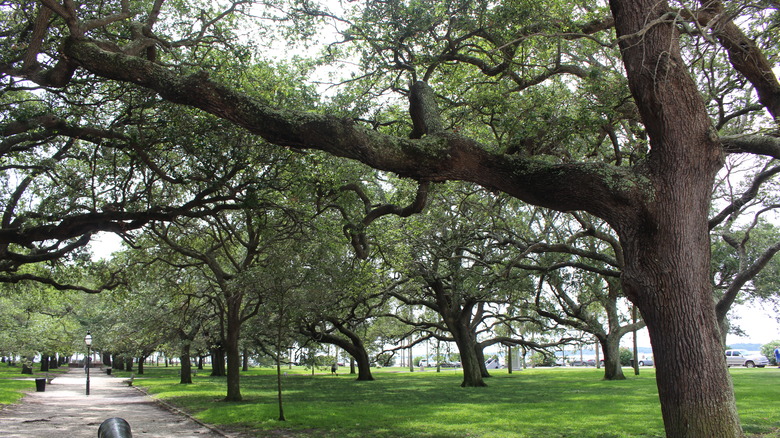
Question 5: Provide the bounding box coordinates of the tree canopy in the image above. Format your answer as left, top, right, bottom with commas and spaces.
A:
3, 0, 780, 436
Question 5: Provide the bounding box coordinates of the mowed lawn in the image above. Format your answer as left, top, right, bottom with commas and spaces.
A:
110, 366, 780, 438
0, 366, 68, 405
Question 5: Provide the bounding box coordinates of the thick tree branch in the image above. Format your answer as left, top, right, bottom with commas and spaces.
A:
694, 2, 780, 121
61, 38, 646, 226
721, 134, 780, 159
0, 271, 122, 293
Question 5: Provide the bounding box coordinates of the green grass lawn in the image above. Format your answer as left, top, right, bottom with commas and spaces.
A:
106, 365, 780, 438
0, 363, 66, 405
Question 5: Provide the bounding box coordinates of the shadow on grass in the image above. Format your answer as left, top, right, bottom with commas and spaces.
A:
138, 367, 665, 438
126, 366, 780, 438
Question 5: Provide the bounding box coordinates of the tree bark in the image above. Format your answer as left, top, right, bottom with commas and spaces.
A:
40, 354, 50, 372
276, 352, 286, 421
22, 358, 33, 374
449, 320, 486, 387
475, 344, 490, 378
210, 346, 226, 377
112, 354, 123, 371
180, 342, 193, 384
623, 239, 741, 436
224, 295, 243, 401
607, 0, 742, 434
599, 335, 625, 381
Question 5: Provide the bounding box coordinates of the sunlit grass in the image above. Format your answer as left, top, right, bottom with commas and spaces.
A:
118, 365, 780, 438
0, 364, 57, 405
4, 364, 775, 437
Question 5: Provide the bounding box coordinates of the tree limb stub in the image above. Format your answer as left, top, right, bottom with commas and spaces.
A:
409, 81, 444, 139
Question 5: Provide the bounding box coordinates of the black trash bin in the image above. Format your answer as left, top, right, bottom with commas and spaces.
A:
106, 368, 112, 375
98, 417, 132, 438
35, 378, 46, 392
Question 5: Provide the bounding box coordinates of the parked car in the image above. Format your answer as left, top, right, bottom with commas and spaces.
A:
418, 360, 436, 368
724, 350, 768, 368
628, 356, 654, 367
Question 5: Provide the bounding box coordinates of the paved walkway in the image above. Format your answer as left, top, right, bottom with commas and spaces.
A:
0, 368, 229, 437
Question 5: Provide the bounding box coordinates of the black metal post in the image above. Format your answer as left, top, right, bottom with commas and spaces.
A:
85, 330, 92, 396
86, 344, 91, 396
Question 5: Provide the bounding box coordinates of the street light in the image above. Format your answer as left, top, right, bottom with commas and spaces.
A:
85, 331, 92, 396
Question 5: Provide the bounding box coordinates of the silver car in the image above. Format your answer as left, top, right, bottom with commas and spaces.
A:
724, 349, 769, 368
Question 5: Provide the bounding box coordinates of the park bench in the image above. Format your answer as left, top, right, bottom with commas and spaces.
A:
123, 373, 135, 386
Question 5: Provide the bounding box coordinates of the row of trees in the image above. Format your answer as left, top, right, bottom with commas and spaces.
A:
2, 0, 780, 435
3, 173, 777, 391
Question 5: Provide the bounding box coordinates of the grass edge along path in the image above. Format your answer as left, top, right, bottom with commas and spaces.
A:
103, 366, 780, 438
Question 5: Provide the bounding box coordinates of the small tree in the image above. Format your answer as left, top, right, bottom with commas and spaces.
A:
761, 341, 780, 366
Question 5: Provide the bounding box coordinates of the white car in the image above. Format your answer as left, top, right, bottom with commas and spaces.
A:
724, 350, 769, 368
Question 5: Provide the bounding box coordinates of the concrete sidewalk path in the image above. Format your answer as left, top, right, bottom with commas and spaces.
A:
0, 368, 229, 437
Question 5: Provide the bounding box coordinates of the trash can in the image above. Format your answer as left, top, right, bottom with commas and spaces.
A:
35, 378, 46, 392
98, 417, 132, 438
106, 368, 112, 375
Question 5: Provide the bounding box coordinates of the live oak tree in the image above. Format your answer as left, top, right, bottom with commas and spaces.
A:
500, 210, 643, 381
105, 248, 214, 383
0, 85, 258, 291
145, 194, 306, 401
0, 282, 81, 370
294, 256, 388, 382
5, 0, 780, 435
382, 183, 566, 387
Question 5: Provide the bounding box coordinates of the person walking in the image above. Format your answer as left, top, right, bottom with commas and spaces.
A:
774, 345, 780, 368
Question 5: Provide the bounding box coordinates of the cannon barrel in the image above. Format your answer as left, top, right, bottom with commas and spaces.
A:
97, 417, 132, 438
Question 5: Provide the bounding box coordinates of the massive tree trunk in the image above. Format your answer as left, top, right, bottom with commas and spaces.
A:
598, 334, 625, 381
224, 295, 243, 401
21, 357, 33, 374
623, 234, 740, 436
210, 345, 226, 377
349, 346, 373, 381
112, 354, 124, 371
448, 320, 486, 387
39, 354, 50, 372
608, 0, 742, 434
180, 342, 193, 384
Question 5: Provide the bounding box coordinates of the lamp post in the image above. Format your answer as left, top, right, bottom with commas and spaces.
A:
85, 331, 92, 396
